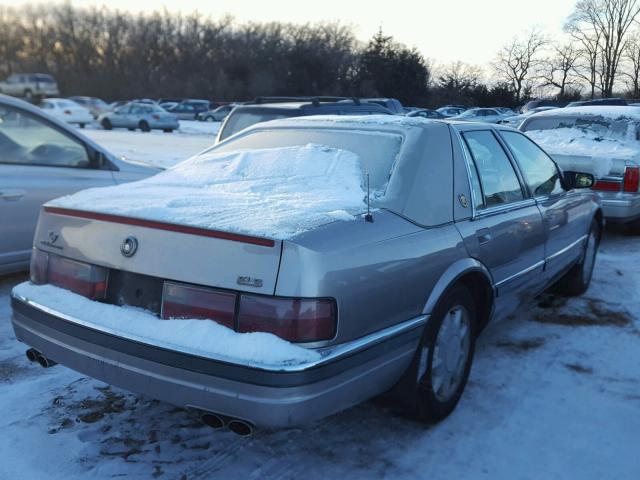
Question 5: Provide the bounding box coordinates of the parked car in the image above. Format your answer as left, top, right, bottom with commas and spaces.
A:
68, 96, 110, 118
450, 108, 510, 123
566, 98, 628, 107
520, 106, 640, 230
216, 97, 393, 143
436, 106, 466, 117
0, 73, 59, 100
98, 102, 179, 132
197, 104, 236, 122
38, 98, 93, 128
520, 99, 562, 113
0, 94, 160, 275
167, 100, 212, 120
406, 108, 445, 119
361, 97, 405, 114
498, 106, 558, 128
10, 115, 602, 431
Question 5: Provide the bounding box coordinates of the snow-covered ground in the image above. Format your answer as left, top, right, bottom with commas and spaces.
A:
83, 120, 219, 168
0, 126, 639, 479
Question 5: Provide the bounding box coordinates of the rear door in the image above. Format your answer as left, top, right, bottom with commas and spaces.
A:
455, 129, 546, 318
0, 104, 117, 271
498, 130, 591, 280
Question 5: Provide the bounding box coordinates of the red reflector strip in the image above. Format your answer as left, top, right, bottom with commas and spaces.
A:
44, 206, 275, 247
592, 181, 621, 192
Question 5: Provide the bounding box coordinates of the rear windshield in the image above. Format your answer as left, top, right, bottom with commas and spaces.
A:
213, 128, 403, 192
219, 110, 295, 141
522, 115, 640, 140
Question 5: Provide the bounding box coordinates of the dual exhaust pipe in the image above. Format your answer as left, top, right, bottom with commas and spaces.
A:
26, 348, 57, 368
201, 411, 254, 436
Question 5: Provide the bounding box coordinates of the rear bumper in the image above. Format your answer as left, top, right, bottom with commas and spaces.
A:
11, 294, 424, 427
600, 195, 640, 223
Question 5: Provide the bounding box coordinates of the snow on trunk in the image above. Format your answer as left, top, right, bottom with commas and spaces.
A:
50, 144, 367, 240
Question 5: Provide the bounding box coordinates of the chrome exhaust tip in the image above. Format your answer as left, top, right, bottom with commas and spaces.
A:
227, 419, 254, 437
25, 348, 39, 363
201, 412, 225, 429
36, 353, 57, 368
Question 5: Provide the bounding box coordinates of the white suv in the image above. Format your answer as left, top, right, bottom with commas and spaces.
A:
0, 73, 59, 99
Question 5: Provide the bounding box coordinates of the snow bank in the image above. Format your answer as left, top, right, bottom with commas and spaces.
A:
532, 105, 640, 120
50, 144, 366, 240
13, 282, 320, 366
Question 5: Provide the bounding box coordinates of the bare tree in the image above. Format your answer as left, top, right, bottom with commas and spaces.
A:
622, 31, 640, 97
493, 29, 547, 103
539, 43, 581, 98
567, 0, 640, 97
566, 23, 602, 98
437, 61, 483, 90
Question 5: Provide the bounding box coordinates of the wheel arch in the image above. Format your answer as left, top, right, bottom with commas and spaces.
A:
422, 258, 495, 334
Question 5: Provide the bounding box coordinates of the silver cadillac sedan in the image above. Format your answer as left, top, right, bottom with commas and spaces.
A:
11, 116, 602, 432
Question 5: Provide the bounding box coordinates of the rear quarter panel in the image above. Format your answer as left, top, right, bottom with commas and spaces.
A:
276, 211, 468, 343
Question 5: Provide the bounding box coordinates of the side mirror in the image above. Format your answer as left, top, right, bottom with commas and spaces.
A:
563, 171, 595, 189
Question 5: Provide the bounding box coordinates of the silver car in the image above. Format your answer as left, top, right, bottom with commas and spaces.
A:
99, 102, 179, 132
11, 116, 601, 431
451, 107, 511, 123
0, 94, 160, 274
520, 106, 640, 230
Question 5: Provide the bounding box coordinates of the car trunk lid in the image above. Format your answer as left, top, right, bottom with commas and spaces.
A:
34, 206, 282, 296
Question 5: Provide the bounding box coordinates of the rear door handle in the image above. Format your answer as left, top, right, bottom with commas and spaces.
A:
476, 228, 492, 245
0, 189, 26, 201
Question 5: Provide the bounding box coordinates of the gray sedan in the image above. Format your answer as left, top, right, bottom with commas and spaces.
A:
99, 102, 179, 132
11, 116, 601, 431
0, 94, 160, 275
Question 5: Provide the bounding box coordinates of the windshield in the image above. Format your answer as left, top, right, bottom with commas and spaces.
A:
458, 109, 479, 118
522, 115, 640, 141
213, 127, 403, 192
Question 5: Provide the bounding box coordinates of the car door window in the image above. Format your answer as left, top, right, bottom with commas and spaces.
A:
0, 105, 91, 168
500, 131, 564, 197
463, 130, 524, 208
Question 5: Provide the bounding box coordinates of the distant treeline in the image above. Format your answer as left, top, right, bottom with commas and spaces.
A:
0, 3, 522, 107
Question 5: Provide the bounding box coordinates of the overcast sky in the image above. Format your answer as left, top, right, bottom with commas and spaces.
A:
2, 0, 578, 66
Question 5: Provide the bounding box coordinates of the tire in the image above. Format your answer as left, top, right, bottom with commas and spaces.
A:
553, 219, 600, 296
627, 218, 640, 235
79, 123, 85, 129
394, 284, 477, 423
205, 116, 214, 122
139, 121, 150, 132
101, 118, 112, 130
23, 89, 33, 100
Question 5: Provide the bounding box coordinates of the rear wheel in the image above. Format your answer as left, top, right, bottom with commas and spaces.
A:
23, 89, 33, 100
205, 116, 214, 122
139, 121, 150, 132
553, 219, 600, 296
101, 118, 112, 130
394, 285, 477, 423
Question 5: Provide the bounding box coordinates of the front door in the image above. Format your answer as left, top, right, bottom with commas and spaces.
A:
0, 104, 116, 271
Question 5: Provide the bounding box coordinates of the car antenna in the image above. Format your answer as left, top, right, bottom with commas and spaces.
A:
365, 173, 374, 223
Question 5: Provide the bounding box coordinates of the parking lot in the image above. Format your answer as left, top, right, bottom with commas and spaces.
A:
1, 126, 638, 480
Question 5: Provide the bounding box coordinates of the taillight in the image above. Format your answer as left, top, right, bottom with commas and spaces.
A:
161, 282, 236, 328
592, 180, 621, 191
237, 295, 336, 342
623, 166, 640, 192
159, 281, 337, 343
30, 249, 107, 300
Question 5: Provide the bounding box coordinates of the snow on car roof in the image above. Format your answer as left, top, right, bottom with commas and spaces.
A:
530, 105, 640, 120
49, 144, 368, 240
262, 114, 436, 128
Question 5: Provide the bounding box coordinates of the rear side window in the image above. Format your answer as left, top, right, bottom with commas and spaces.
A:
500, 131, 564, 197
219, 110, 292, 141
463, 130, 524, 208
